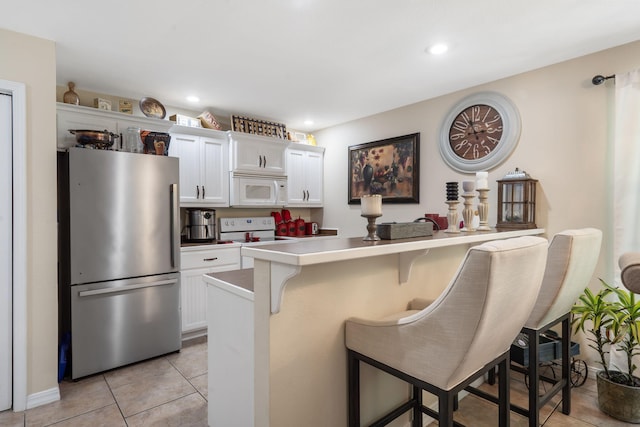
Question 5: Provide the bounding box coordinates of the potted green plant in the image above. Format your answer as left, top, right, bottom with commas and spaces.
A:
572, 280, 640, 423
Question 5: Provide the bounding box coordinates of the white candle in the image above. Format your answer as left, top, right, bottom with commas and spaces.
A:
361, 194, 382, 216
476, 171, 489, 189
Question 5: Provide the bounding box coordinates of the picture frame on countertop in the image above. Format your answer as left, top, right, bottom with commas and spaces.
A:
348, 133, 420, 204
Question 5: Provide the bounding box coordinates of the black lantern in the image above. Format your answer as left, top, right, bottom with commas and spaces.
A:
496, 168, 538, 230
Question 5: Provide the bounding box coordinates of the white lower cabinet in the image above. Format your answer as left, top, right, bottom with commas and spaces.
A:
206, 272, 254, 427
180, 245, 240, 337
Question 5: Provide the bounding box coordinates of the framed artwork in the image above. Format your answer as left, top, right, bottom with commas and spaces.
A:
348, 133, 420, 204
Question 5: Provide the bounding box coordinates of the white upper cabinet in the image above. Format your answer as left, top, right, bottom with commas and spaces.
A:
228, 131, 287, 176
286, 144, 324, 207
169, 126, 229, 207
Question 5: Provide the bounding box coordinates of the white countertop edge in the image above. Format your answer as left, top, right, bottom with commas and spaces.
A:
203, 274, 254, 301
242, 228, 545, 267
181, 242, 242, 252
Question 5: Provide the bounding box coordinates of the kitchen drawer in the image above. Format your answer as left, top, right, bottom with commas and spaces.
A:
181, 246, 240, 270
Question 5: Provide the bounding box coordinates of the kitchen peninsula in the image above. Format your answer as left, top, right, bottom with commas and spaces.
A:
204, 228, 544, 427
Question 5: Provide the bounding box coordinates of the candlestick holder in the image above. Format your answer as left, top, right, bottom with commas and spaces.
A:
444, 201, 460, 233
361, 214, 382, 241
477, 188, 491, 231
461, 192, 476, 232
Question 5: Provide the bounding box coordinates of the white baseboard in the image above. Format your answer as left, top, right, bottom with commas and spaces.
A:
26, 386, 60, 409
181, 328, 207, 342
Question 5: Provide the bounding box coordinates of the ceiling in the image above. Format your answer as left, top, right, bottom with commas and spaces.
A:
3, 0, 640, 131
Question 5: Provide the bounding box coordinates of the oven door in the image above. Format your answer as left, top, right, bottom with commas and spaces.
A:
230, 175, 287, 207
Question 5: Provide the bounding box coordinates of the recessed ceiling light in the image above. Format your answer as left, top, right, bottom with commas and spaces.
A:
427, 43, 448, 55
304, 120, 314, 126
186, 95, 200, 103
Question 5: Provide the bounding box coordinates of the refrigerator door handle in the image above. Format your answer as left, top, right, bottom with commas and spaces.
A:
78, 279, 178, 297
170, 183, 179, 268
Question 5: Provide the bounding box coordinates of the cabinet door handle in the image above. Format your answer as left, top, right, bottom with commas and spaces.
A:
203, 257, 218, 262
202, 186, 206, 199
196, 185, 200, 199
259, 155, 263, 168
306, 190, 309, 201
263, 155, 267, 168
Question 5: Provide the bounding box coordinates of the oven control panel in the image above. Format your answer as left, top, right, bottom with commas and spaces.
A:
219, 217, 276, 233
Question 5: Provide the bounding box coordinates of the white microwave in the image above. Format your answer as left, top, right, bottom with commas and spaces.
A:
230, 174, 287, 207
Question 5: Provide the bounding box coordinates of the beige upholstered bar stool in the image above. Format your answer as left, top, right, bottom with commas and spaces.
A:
470, 228, 602, 427
620, 252, 640, 293
345, 236, 548, 427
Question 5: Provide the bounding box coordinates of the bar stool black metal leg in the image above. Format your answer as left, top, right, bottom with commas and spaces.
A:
498, 356, 510, 427
348, 351, 360, 427
561, 317, 571, 415
488, 366, 496, 385
438, 391, 454, 427
527, 329, 540, 427
412, 385, 422, 427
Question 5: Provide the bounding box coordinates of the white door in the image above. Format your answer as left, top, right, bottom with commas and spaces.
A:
0, 92, 12, 410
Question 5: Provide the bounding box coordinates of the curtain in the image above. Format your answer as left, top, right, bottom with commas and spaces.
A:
611, 69, 640, 372
613, 69, 640, 270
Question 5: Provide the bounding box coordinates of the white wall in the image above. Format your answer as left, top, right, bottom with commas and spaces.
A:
315, 40, 640, 367
316, 41, 640, 261
0, 29, 58, 403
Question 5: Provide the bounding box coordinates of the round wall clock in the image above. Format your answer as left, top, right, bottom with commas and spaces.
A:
438, 92, 521, 172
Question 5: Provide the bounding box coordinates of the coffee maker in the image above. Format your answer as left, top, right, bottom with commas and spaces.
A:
184, 208, 216, 242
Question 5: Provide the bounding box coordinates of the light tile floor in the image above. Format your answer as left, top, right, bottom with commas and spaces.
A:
0, 337, 208, 427
0, 339, 632, 426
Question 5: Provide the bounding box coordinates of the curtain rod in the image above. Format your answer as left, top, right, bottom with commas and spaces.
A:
592, 74, 615, 85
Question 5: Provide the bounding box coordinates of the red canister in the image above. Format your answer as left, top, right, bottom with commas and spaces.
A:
276, 222, 288, 236
287, 221, 297, 237
295, 218, 306, 237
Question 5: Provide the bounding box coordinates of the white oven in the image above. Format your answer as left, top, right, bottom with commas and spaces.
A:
219, 216, 295, 268
230, 174, 287, 208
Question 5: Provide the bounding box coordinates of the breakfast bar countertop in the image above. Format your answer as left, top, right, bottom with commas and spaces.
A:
241, 228, 546, 267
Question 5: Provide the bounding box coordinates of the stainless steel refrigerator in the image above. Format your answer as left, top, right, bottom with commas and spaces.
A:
58, 147, 181, 379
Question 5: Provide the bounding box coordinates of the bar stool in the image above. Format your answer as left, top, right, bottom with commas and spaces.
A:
345, 236, 548, 427
469, 228, 602, 427
620, 252, 640, 293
